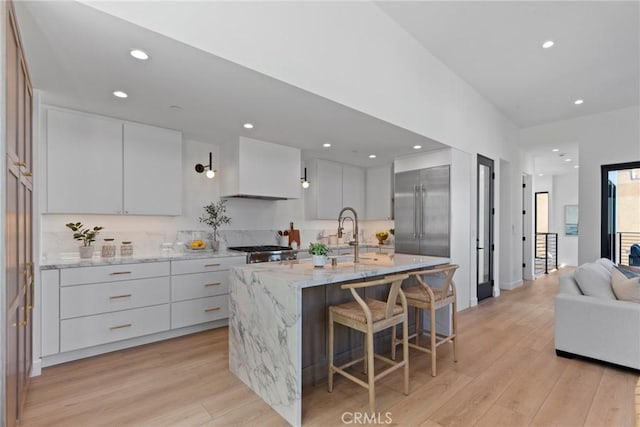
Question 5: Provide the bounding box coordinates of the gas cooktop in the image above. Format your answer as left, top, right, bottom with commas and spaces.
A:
227, 245, 292, 253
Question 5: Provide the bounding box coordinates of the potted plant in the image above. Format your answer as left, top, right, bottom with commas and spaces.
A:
65, 222, 104, 259
199, 200, 232, 251
309, 242, 330, 267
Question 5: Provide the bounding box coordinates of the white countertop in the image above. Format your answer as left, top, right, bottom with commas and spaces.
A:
231, 252, 449, 289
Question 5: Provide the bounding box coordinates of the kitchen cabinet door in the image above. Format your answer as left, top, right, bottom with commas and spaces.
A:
46, 109, 123, 214
342, 164, 365, 216
123, 123, 182, 215
316, 160, 343, 219
365, 164, 393, 220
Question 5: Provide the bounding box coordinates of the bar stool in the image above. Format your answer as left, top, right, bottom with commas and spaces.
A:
392, 264, 459, 377
328, 274, 410, 413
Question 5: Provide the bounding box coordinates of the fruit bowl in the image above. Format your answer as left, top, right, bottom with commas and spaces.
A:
375, 231, 389, 245
186, 240, 207, 250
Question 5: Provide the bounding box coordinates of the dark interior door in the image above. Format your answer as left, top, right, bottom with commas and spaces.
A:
477, 155, 494, 301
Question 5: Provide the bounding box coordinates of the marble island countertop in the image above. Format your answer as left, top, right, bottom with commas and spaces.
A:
40, 249, 246, 270
231, 252, 447, 290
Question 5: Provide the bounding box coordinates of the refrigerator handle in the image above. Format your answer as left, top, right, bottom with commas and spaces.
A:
420, 184, 425, 239
413, 184, 418, 239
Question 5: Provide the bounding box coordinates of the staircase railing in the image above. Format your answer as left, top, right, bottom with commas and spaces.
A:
617, 232, 640, 266
535, 232, 558, 275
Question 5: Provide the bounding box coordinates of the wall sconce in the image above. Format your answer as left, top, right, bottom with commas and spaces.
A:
195, 152, 216, 179
301, 167, 310, 189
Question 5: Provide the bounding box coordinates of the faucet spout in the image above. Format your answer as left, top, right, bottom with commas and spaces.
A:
337, 207, 359, 263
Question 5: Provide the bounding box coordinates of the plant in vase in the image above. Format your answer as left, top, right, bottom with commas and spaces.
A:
309, 242, 330, 267
199, 200, 232, 251
65, 222, 104, 259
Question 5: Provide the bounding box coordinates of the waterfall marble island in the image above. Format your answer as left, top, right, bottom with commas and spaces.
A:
228, 252, 450, 426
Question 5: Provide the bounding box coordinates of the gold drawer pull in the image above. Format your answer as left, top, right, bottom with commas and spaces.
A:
110, 323, 132, 330
204, 282, 221, 287
204, 263, 220, 268
14, 161, 26, 167
110, 271, 132, 276
109, 294, 132, 300
12, 321, 27, 327
23, 171, 32, 177
204, 307, 221, 313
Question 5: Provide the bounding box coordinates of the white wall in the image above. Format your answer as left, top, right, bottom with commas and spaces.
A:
521, 106, 640, 264
553, 171, 579, 267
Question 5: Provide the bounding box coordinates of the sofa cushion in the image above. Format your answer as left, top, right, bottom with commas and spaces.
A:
574, 261, 616, 300
611, 268, 640, 302
616, 265, 640, 279
597, 257, 615, 272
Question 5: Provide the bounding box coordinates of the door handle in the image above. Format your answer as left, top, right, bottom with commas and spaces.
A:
413, 185, 418, 239
420, 184, 425, 239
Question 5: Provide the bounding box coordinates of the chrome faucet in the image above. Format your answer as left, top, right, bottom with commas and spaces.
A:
338, 207, 359, 263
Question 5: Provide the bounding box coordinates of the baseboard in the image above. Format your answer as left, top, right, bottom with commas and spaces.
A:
500, 280, 523, 290
42, 319, 228, 368
31, 358, 42, 377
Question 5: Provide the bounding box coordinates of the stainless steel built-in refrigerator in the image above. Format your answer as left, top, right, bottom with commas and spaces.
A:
394, 165, 450, 257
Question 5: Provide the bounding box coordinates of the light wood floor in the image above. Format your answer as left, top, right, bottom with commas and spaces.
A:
22, 269, 638, 426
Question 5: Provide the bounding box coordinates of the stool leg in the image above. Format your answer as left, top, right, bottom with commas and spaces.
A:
366, 328, 375, 413
328, 311, 334, 392
391, 324, 397, 361
430, 306, 436, 377
415, 307, 420, 345
452, 300, 458, 363
363, 333, 368, 374
402, 316, 409, 396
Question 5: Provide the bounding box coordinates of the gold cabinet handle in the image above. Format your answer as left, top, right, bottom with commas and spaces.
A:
204, 307, 221, 313
14, 161, 26, 167
110, 271, 131, 276
109, 323, 132, 330
23, 171, 32, 177
204, 263, 220, 268
27, 305, 33, 310
204, 282, 221, 287
12, 321, 27, 327
109, 294, 132, 299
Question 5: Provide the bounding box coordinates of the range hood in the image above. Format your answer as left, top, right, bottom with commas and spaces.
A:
220, 137, 301, 200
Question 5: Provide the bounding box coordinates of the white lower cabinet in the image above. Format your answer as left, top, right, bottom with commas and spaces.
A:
60, 305, 170, 352
171, 295, 229, 329
41, 256, 245, 365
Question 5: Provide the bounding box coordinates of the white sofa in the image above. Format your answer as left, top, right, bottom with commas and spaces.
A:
555, 272, 640, 370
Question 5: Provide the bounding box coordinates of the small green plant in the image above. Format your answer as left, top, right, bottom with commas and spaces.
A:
309, 242, 330, 256
199, 200, 232, 241
65, 222, 103, 247
389, 228, 395, 236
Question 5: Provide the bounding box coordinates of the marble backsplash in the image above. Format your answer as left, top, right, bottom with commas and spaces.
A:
41, 226, 393, 260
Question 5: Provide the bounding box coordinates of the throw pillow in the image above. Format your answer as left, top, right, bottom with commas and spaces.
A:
574, 261, 616, 300
616, 265, 640, 279
597, 258, 615, 271
611, 268, 640, 302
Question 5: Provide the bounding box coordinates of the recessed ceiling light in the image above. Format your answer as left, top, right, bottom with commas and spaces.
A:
368, 154, 377, 159
574, 99, 584, 105
243, 123, 254, 129
565, 158, 572, 162
323, 143, 331, 148
542, 40, 555, 49
552, 148, 559, 152
574, 165, 580, 169
169, 105, 182, 110
113, 90, 128, 98
413, 145, 422, 150
538, 173, 544, 177
130, 49, 149, 60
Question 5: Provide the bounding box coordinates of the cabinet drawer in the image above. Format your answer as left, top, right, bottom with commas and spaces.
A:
171, 295, 229, 329
171, 256, 245, 275
60, 262, 170, 286
60, 304, 170, 352
60, 277, 170, 319
171, 271, 229, 302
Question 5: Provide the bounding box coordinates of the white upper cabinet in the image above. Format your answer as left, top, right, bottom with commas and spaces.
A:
45, 107, 182, 215
365, 164, 393, 220
305, 159, 365, 220
123, 123, 182, 215
47, 109, 123, 214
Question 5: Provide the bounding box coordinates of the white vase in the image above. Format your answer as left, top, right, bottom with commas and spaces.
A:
79, 246, 95, 259
209, 240, 220, 252
312, 255, 327, 267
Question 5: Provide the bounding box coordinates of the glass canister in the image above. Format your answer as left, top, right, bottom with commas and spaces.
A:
121, 241, 133, 257
101, 238, 116, 258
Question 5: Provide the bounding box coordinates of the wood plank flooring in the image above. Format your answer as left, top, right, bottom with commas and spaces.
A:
21, 269, 638, 426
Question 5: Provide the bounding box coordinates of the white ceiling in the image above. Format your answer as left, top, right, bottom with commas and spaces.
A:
14, 1, 444, 168
14, 1, 640, 174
